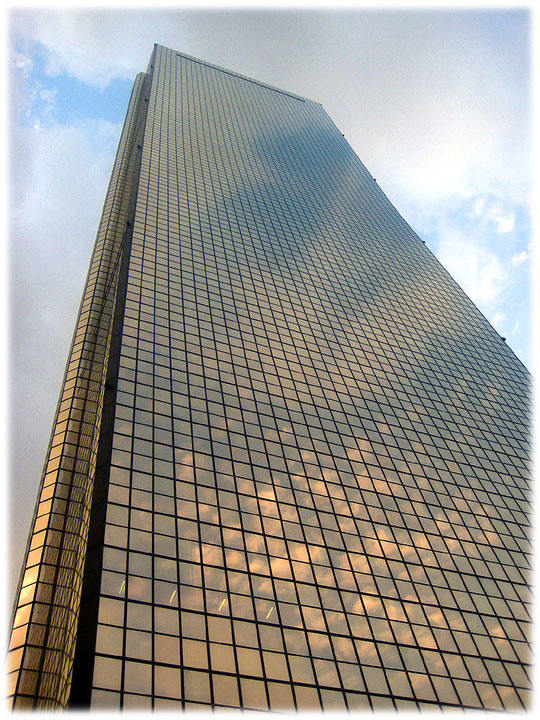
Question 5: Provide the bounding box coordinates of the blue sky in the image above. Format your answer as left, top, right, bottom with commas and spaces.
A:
8, 7, 532, 595
14, 44, 133, 128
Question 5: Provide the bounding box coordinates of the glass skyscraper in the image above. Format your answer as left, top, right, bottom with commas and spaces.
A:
8, 44, 531, 711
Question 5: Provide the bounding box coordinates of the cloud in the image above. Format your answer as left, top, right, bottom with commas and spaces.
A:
511, 249, 528, 267
496, 214, 515, 234
38, 86, 57, 105
470, 197, 486, 217
11, 9, 529, 203
435, 226, 509, 306
12, 51, 33, 76
12, 51, 59, 129
12, 10, 180, 89
485, 204, 515, 233
490, 311, 506, 329
333, 13, 529, 208
9, 117, 121, 591
468, 197, 515, 233
11, 118, 121, 383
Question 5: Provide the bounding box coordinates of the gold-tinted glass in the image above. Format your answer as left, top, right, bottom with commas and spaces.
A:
89, 45, 531, 711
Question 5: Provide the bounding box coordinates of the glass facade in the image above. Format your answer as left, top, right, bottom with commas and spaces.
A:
8, 45, 531, 711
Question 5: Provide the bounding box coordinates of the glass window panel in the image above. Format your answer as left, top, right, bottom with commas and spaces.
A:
268, 681, 295, 710
93, 657, 122, 691
125, 629, 152, 660
240, 678, 268, 710
154, 666, 182, 699
212, 673, 240, 707
262, 651, 289, 681
124, 661, 152, 695
338, 662, 365, 692
209, 642, 236, 673
183, 638, 208, 669
362, 665, 389, 694
183, 670, 211, 704
155, 634, 180, 665
289, 655, 315, 684
294, 684, 321, 710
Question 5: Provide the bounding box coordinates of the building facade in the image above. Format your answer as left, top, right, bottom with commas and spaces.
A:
8, 45, 531, 711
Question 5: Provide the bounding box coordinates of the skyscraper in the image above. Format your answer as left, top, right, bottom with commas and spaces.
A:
7, 43, 531, 710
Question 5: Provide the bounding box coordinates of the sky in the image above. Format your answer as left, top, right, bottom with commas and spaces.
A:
6, 4, 533, 601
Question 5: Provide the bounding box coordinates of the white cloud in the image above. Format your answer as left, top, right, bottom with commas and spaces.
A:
435, 227, 509, 306
12, 10, 179, 88
511, 249, 528, 267
496, 213, 515, 234
12, 51, 33, 76
11, 119, 121, 351
335, 14, 529, 209
467, 197, 514, 232
490, 312, 506, 329
9, 117, 121, 593
10, 9, 530, 210
12, 51, 58, 129
485, 204, 515, 234
38, 87, 57, 105
470, 197, 486, 217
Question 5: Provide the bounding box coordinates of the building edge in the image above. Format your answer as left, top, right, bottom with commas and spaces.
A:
7, 57, 153, 709
69, 61, 155, 709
